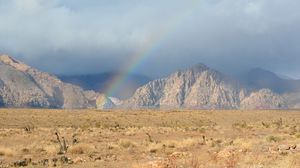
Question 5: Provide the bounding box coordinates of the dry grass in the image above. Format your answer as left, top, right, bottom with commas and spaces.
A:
69, 143, 95, 155
266, 135, 282, 143
0, 109, 300, 167
118, 139, 136, 149
0, 147, 14, 157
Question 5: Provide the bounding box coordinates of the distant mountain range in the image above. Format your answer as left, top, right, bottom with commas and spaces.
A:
0, 54, 299, 109
58, 72, 151, 99
238, 68, 300, 109
239, 68, 300, 94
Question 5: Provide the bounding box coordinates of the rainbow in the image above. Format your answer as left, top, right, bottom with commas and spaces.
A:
105, 0, 202, 98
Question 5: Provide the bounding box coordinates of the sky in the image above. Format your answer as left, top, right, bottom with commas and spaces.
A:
0, 0, 299, 79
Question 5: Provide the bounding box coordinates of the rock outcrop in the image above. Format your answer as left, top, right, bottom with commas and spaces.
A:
0, 55, 100, 109
240, 89, 288, 109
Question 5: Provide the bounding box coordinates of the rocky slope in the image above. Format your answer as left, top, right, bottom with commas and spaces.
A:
123, 64, 291, 109
0, 55, 104, 109
240, 89, 288, 109
123, 64, 248, 109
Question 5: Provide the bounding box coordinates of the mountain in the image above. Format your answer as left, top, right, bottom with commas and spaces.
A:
239, 68, 300, 94
58, 72, 151, 99
123, 64, 248, 109
0, 55, 296, 110
0, 55, 103, 109
122, 64, 290, 109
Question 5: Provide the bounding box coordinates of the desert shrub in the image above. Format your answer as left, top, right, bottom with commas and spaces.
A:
95, 122, 102, 128
164, 140, 177, 148
225, 152, 239, 168
147, 143, 161, 153
0, 147, 14, 157
179, 138, 199, 148
69, 143, 94, 154
233, 138, 252, 152
118, 139, 136, 148
43, 145, 57, 155
21, 148, 30, 154
289, 153, 300, 167
188, 156, 201, 168
209, 139, 223, 148
266, 136, 281, 143
262, 122, 270, 128
289, 126, 297, 135
232, 121, 251, 130
272, 118, 283, 128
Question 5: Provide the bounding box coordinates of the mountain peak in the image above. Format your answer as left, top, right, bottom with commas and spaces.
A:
125, 63, 242, 109
189, 63, 209, 72
0, 54, 30, 72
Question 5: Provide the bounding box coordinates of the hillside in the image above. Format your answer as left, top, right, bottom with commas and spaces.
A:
0, 55, 101, 109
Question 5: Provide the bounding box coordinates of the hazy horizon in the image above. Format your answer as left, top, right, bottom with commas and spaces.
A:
0, 0, 300, 79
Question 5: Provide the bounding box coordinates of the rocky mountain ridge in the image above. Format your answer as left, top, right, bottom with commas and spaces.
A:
0, 54, 298, 109
123, 64, 292, 109
0, 55, 102, 109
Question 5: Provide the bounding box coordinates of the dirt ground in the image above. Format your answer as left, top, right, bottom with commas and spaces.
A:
0, 109, 300, 168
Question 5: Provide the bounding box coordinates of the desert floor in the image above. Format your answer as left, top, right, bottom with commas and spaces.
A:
0, 109, 300, 168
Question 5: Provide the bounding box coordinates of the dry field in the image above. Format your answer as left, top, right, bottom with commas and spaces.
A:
1, 109, 300, 168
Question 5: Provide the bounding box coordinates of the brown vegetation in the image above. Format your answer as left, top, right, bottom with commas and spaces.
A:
0, 109, 300, 167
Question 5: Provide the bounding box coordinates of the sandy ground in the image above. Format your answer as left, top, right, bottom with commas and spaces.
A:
0, 109, 300, 168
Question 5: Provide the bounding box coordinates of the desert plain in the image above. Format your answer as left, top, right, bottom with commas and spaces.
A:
0, 109, 300, 168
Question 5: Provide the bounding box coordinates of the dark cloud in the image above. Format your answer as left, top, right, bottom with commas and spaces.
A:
0, 0, 299, 78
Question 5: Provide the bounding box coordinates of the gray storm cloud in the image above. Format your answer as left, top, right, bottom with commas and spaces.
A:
0, 0, 299, 78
